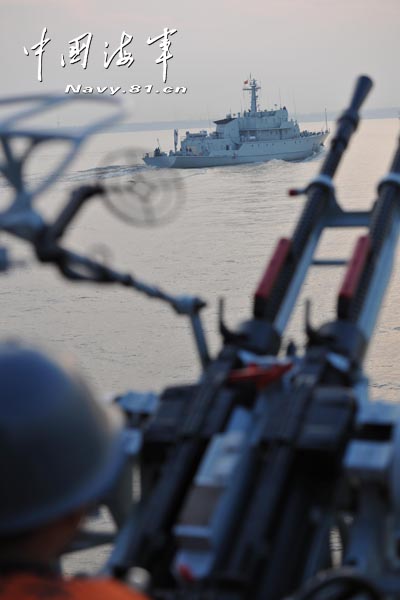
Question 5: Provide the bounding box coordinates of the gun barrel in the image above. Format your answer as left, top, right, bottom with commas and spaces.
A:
253, 77, 373, 336
291, 76, 373, 259
337, 135, 400, 345
320, 75, 373, 178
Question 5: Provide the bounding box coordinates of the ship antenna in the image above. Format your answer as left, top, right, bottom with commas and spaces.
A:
292, 90, 298, 122
325, 108, 328, 132
207, 106, 212, 129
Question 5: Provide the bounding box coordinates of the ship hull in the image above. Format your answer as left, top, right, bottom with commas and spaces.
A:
143, 132, 328, 169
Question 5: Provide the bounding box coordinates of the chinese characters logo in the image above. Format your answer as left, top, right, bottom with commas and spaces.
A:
24, 28, 178, 83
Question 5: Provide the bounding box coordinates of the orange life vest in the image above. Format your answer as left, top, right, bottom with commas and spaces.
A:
0, 572, 149, 600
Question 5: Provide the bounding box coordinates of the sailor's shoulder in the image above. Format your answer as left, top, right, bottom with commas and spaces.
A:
0, 573, 149, 600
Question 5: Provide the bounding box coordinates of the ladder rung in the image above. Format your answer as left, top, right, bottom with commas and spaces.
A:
312, 259, 347, 266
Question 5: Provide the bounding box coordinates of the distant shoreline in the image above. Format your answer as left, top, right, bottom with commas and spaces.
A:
109, 108, 399, 134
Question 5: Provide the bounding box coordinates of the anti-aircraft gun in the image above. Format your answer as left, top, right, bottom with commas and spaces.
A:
1, 77, 400, 599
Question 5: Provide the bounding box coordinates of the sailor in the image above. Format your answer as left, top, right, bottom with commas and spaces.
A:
0, 344, 148, 600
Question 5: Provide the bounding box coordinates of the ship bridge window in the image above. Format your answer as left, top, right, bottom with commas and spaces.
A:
226, 144, 230, 150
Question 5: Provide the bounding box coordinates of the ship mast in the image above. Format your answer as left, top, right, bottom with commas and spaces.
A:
243, 77, 261, 116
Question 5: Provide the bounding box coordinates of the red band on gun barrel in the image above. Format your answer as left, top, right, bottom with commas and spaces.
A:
338, 235, 371, 317
254, 238, 292, 306
228, 363, 292, 390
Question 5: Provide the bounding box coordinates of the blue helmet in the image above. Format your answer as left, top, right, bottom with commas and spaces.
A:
0, 345, 125, 535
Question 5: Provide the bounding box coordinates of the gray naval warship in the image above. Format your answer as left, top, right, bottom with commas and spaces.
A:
143, 78, 329, 169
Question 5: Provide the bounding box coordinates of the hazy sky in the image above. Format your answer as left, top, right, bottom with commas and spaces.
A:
1, 0, 399, 124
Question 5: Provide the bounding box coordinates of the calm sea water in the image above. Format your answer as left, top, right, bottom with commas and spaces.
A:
2, 117, 399, 572
2, 118, 399, 402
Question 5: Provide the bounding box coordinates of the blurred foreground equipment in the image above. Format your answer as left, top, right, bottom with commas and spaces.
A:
3, 79, 400, 599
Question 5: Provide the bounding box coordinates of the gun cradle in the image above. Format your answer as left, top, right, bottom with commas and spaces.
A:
110, 341, 400, 600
